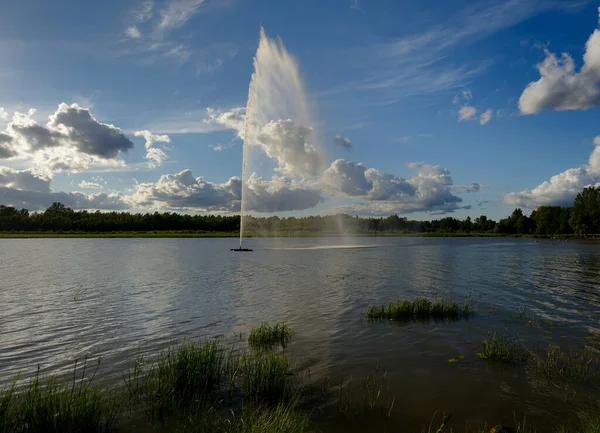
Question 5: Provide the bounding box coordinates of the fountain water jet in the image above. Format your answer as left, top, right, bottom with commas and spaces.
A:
233, 27, 324, 251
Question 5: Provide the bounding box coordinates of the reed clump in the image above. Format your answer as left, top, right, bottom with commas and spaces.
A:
535, 345, 600, 383
366, 297, 472, 321
477, 333, 529, 364
248, 323, 294, 349
240, 354, 296, 405
0, 360, 122, 433
177, 401, 311, 433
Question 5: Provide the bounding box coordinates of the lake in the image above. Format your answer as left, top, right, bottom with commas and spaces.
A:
1, 237, 600, 431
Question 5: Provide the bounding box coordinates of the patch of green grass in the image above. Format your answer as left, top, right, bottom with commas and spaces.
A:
477, 333, 529, 364
0, 361, 123, 433
366, 304, 386, 319
241, 353, 295, 405
556, 413, 600, 433
366, 297, 473, 322
178, 401, 311, 433
248, 323, 294, 349
534, 345, 599, 383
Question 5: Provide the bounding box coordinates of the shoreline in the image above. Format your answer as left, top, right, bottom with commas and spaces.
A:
0, 231, 584, 239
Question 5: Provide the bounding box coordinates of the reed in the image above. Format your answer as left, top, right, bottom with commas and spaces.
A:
248, 323, 294, 349
0, 360, 123, 433
241, 353, 295, 405
534, 345, 599, 383
477, 333, 529, 364
366, 297, 472, 322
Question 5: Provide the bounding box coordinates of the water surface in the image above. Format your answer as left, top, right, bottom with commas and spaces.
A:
1, 237, 600, 430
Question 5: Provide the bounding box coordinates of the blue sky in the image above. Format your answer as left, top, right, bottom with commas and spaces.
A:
1, 0, 600, 220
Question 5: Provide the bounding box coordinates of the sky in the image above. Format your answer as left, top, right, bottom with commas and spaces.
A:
2, 0, 600, 220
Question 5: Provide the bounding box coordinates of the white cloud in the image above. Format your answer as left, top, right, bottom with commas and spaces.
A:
78, 180, 103, 189
0, 166, 127, 211
334, 134, 352, 149
127, 169, 322, 213
158, 0, 206, 34
479, 109, 493, 125
134, 130, 171, 168
458, 105, 478, 121
0, 104, 133, 173
205, 107, 245, 136
133, 0, 154, 22
519, 21, 600, 114
0, 107, 7, 120
462, 88, 473, 100
209, 144, 224, 152
502, 136, 600, 207
255, 119, 325, 178
125, 26, 142, 39
323, 159, 464, 214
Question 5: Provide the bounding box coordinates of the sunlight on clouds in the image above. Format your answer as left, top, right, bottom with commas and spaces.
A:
519, 11, 600, 114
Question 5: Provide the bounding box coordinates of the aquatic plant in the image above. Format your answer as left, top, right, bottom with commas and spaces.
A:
477, 333, 529, 364
241, 353, 296, 405
366, 304, 386, 319
248, 322, 294, 349
177, 401, 311, 433
535, 345, 599, 383
0, 360, 123, 433
366, 297, 472, 322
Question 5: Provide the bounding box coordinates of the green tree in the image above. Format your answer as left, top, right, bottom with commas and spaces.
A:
570, 187, 600, 235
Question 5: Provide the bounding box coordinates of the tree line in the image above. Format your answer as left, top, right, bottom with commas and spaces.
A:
1, 187, 599, 236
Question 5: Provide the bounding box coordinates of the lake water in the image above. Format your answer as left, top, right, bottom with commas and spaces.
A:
1, 237, 600, 430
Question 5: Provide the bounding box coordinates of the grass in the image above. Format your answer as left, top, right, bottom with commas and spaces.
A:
556, 413, 600, 433
534, 345, 599, 383
248, 323, 294, 349
0, 361, 122, 433
477, 333, 529, 364
177, 401, 311, 433
240, 354, 296, 404
366, 297, 472, 321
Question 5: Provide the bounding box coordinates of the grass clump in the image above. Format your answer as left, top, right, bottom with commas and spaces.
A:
178, 401, 311, 433
0, 361, 122, 433
248, 323, 294, 349
535, 345, 599, 383
241, 353, 295, 405
556, 413, 600, 433
366, 297, 472, 322
477, 333, 529, 364
128, 339, 226, 415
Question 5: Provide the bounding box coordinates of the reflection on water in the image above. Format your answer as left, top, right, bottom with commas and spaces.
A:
1, 237, 600, 430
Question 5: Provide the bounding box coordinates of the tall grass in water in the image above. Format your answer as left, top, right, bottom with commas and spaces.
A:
177, 401, 311, 433
0, 360, 122, 433
477, 333, 529, 364
126, 339, 226, 416
248, 323, 293, 349
241, 353, 296, 405
366, 297, 472, 321
535, 345, 599, 383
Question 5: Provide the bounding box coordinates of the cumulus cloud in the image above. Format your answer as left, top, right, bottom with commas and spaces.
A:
323, 159, 463, 214
128, 168, 323, 213
245, 174, 323, 212
204, 107, 245, 136
0, 166, 126, 211
479, 109, 493, 125
78, 180, 103, 189
0, 104, 133, 173
519, 20, 600, 114
134, 130, 171, 168
458, 105, 478, 121
502, 136, 600, 207
334, 134, 352, 149
0, 108, 7, 120
255, 119, 325, 178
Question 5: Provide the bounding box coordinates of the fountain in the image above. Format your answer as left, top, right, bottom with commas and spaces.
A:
232, 27, 321, 252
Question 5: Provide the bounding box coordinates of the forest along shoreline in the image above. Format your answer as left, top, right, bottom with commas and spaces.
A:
0, 186, 599, 238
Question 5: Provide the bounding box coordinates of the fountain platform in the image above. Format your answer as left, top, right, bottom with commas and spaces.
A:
230, 248, 253, 252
